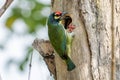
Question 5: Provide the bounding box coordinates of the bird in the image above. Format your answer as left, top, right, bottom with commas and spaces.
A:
47, 11, 76, 71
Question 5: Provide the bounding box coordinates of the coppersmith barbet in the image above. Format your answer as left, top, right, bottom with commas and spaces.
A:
47, 11, 75, 71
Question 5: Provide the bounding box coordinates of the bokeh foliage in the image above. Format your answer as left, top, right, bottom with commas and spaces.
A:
6, 0, 49, 33
4, 0, 50, 71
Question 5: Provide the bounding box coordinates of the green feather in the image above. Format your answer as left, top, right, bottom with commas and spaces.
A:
47, 13, 75, 71
65, 57, 76, 71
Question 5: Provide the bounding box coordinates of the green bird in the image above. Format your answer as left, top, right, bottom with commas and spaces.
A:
47, 11, 76, 71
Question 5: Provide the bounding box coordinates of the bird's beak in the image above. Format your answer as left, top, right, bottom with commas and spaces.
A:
60, 12, 69, 20
61, 12, 68, 16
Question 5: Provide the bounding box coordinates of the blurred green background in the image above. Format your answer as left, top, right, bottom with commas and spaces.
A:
5, 0, 49, 71
0, 0, 52, 80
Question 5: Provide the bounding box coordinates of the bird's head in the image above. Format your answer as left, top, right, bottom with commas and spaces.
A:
53, 11, 69, 20
53, 11, 62, 20
53, 11, 72, 29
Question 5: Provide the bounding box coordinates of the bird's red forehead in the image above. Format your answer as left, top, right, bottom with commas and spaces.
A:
55, 11, 62, 15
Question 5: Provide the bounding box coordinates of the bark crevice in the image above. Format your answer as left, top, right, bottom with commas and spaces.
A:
111, 0, 115, 80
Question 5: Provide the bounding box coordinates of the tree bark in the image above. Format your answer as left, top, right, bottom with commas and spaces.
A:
33, 0, 120, 80
51, 0, 120, 80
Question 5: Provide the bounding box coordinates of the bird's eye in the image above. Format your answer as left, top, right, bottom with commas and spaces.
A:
54, 12, 62, 19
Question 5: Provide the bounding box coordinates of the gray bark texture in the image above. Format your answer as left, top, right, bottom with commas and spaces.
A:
33, 0, 120, 80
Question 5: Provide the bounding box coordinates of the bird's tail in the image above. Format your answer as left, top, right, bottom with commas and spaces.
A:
65, 57, 76, 71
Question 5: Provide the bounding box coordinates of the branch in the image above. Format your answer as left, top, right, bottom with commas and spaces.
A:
32, 38, 56, 79
28, 51, 33, 80
0, 0, 13, 17
0, 74, 2, 80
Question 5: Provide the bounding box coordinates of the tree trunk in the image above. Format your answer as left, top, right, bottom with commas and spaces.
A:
51, 0, 120, 80
33, 0, 120, 80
